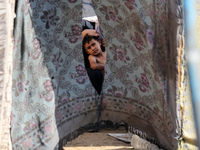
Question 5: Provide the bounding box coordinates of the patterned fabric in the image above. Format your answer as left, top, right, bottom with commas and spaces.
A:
12, 1, 85, 149
12, 0, 181, 149
92, 1, 179, 149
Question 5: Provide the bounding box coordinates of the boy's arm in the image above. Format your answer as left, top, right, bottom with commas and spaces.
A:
88, 55, 105, 70
82, 29, 99, 39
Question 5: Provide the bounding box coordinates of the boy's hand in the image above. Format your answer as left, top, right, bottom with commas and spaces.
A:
100, 39, 105, 48
82, 29, 99, 39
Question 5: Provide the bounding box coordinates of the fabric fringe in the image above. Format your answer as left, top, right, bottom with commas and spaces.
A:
128, 125, 166, 150
56, 120, 166, 150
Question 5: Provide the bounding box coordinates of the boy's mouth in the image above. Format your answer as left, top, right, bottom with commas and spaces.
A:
93, 49, 98, 54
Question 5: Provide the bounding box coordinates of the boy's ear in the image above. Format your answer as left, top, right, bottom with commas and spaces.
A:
85, 49, 89, 54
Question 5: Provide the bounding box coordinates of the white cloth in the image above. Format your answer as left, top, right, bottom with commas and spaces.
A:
0, 0, 15, 149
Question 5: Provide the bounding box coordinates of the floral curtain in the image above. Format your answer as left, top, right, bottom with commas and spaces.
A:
11, 0, 185, 149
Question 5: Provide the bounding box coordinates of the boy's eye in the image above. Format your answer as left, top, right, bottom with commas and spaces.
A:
91, 43, 95, 46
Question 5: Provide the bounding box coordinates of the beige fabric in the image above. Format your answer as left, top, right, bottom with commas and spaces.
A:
169, 0, 197, 149
0, 0, 15, 149
167, 0, 182, 137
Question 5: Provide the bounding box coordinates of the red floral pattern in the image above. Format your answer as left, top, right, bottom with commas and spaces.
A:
141, 73, 149, 87
32, 38, 41, 50
107, 10, 117, 21
45, 93, 54, 102
22, 139, 33, 149
76, 77, 85, 84
43, 80, 54, 92
76, 65, 86, 76
134, 32, 144, 51
136, 73, 150, 93
147, 29, 154, 44
65, 25, 81, 43
125, 0, 135, 9
32, 50, 41, 60
72, 25, 82, 36
74, 102, 84, 112
40, 7, 60, 29
17, 81, 24, 93
116, 49, 125, 61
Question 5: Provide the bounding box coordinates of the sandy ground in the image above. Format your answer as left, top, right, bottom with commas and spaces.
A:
64, 126, 133, 150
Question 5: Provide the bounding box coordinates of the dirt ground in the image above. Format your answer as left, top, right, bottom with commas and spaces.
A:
64, 126, 133, 150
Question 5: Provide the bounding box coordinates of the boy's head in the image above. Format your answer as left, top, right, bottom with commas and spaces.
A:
83, 34, 102, 56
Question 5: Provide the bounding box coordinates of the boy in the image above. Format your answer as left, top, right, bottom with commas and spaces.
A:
82, 34, 106, 76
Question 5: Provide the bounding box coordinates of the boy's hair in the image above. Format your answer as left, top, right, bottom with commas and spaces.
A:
82, 34, 105, 52
82, 34, 99, 49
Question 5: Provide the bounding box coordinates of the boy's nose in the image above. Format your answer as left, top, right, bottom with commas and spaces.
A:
92, 46, 95, 51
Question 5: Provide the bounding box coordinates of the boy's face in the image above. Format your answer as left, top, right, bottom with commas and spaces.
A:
84, 39, 102, 56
